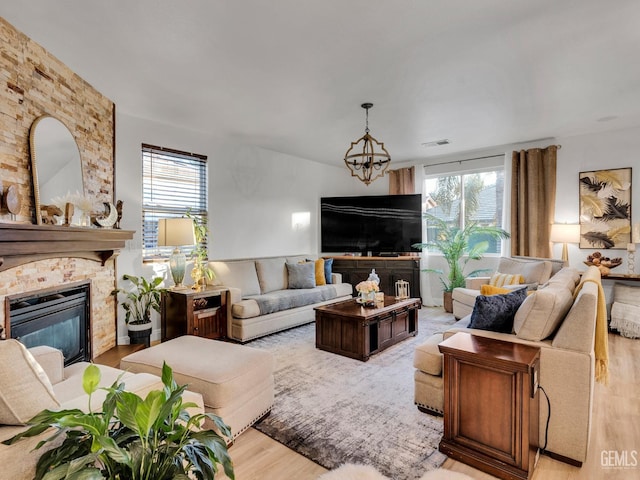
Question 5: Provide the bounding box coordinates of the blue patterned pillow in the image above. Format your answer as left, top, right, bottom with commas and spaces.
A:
286, 262, 316, 289
468, 287, 528, 333
324, 258, 333, 284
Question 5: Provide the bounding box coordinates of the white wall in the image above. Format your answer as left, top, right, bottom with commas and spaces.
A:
555, 125, 640, 270
114, 112, 379, 342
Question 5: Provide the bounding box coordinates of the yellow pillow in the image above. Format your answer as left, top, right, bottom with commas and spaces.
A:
480, 284, 512, 296
489, 272, 524, 287
314, 258, 326, 286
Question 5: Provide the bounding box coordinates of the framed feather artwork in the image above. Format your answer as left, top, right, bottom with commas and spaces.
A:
579, 167, 632, 249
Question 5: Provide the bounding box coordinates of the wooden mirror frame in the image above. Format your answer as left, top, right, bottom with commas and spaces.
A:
29, 115, 84, 225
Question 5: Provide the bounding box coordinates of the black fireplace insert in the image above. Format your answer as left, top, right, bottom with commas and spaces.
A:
8, 282, 91, 366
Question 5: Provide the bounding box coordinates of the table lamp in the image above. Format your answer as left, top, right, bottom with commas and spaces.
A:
550, 223, 580, 264
158, 218, 196, 289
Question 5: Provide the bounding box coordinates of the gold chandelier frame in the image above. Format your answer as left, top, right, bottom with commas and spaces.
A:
344, 103, 391, 185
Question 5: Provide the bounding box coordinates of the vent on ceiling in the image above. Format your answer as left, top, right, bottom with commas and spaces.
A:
421, 139, 450, 147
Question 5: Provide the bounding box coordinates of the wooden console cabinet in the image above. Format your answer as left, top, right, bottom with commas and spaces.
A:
329, 256, 420, 297
439, 332, 540, 480
161, 287, 228, 341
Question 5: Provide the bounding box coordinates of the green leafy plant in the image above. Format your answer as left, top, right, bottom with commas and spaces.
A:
4, 362, 234, 480
413, 213, 510, 293
111, 274, 167, 325
185, 210, 216, 287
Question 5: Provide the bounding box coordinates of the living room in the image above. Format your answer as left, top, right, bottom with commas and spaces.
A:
1, 2, 640, 479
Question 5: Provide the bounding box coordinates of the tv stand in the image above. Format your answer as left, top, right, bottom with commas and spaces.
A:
329, 256, 421, 298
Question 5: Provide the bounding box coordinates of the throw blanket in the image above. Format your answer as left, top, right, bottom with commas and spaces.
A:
248, 285, 338, 316
574, 273, 608, 385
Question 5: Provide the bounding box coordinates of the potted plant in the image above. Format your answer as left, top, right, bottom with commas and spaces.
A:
112, 274, 166, 347
186, 210, 216, 290
413, 213, 510, 312
5, 362, 235, 480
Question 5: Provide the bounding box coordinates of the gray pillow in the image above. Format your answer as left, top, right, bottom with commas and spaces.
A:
286, 262, 316, 289
468, 287, 528, 333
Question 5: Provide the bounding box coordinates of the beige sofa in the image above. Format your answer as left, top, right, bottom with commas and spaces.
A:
209, 255, 352, 342
451, 256, 566, 319
414, 266, 601, 466
0, 342, 204, 480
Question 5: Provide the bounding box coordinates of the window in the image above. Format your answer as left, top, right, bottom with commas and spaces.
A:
142, 144, 208, 261
423, 168, 505, 254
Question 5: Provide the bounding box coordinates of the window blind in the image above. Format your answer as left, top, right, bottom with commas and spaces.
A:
142, 143, 208, 260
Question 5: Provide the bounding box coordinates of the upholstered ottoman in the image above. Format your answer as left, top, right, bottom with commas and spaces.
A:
413, 333, 444, 416
120, 335, 274, 439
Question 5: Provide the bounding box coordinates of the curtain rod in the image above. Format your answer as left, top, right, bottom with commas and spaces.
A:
424, 145, 561, 169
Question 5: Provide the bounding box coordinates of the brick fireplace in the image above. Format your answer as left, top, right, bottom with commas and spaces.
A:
0, 17, 125, 358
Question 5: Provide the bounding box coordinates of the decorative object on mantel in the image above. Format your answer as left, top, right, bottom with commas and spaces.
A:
94, 202, 118, 228
584, 251, 623, 276
39, 204, 63, 225
111, 274, 167, 347
115, 199, 124, 229
579, 167, 632, 249
5, 184, 22, 218
344, 103, 391, 185
158, 218, 196, 289
626, 222, 640, 274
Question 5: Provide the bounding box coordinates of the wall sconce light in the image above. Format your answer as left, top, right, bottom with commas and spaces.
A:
292, 211, 311, 230
157, 218, 196, 289
550, 223, 580, 264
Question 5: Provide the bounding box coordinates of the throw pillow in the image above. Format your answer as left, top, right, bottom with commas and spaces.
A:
324, 258, 334, 284
0, 339, 60, 425
255, 258, 288, 294
489, 272, 524, 287
468, 287, 528, 333
480, 284, 512, 296
314, 258, 326, 286
286, 262, 316, 289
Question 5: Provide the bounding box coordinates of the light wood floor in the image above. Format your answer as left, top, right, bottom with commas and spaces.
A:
221, 332, 640, 479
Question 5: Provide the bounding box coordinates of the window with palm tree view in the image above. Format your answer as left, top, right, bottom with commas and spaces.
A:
423, 169, 505, 254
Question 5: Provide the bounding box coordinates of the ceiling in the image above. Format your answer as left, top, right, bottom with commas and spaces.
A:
3, 0, 640, 166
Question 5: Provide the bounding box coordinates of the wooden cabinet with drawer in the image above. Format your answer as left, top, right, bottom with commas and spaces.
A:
161, 287, 228, 341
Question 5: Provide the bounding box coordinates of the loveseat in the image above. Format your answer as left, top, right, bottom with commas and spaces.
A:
0, 341, 205, 480
451, 256, 566, 319
209, 255, 352, 342
414, 266, 601, 466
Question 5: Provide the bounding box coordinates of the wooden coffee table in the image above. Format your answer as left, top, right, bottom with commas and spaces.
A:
314, 297, 421, 361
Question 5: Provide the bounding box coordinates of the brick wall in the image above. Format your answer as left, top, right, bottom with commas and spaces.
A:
0, 17, 117, 356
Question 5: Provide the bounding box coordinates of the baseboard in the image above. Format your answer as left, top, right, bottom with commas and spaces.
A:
542, 449, 583, 467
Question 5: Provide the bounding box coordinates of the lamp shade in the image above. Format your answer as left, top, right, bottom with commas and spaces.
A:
157, 218, 196, 247
550, 224, 580, 243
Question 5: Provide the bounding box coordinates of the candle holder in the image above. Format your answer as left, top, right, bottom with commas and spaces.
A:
395, 280, 410, 299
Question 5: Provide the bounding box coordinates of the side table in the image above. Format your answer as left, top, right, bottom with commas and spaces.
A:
438, 332, 540, 480
161, 287, 228, 341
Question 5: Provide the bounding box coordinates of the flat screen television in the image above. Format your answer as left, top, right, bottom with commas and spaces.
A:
320, 194, 422, 255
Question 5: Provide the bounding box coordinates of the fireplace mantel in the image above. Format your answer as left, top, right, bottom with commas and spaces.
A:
0, 223, 134, 271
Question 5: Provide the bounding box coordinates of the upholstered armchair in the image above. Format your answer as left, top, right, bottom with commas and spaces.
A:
451, 256, 566, 319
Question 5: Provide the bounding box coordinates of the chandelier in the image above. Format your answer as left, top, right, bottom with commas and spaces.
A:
344, 103, 391, 185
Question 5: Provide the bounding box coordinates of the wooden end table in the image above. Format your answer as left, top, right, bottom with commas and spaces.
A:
314, 297, 421, 361
161, 287, 228, 341
438, 332, 541, 480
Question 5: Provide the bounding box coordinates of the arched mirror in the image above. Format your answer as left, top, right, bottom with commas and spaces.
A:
30, 115, 83, 225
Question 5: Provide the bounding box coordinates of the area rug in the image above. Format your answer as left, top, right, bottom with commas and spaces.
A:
249, 307, 457, 480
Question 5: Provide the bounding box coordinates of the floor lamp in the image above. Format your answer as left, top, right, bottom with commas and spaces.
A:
158, 218, 196, 289
550, 224, 580, 265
